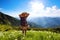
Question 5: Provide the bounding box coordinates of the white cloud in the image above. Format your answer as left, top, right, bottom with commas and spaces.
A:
4, 10, 21, 18
1, 0, 60, 18
28, 0, 60, 18
0, 8, 22, 18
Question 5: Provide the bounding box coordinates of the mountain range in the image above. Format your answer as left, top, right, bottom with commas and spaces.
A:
29, 17, 60, 28
0, 12, 41, 28
0, 12, 60, 28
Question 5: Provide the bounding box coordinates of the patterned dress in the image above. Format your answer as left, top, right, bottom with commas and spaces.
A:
20, 17, 27, 26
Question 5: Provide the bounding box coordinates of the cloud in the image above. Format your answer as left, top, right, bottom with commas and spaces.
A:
0, 8, 22, 18
28, 0, 60, 17
4, 10, 21, 18
1, 0, 60, 18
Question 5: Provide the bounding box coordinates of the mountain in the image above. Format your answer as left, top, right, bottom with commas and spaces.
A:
1, 11, 60, 28
0, 12, 20, 26
0, 12, 41, 28
28, 21, 43, 28
29, 17, 60, 28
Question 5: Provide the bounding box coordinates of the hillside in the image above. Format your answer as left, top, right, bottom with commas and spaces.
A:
0, 30, 60, 40
0, 12, 20, 26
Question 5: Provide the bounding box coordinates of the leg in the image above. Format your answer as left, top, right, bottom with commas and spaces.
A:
25, 30, 26, 36
22, 30, 24, 35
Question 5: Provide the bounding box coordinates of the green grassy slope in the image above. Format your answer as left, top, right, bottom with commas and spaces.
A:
0, 30, 60, 40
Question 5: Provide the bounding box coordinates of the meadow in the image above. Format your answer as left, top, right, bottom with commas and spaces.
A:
0, 30, 60, 40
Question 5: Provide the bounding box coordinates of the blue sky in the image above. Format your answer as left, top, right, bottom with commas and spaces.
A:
0, 0, 60, 18
0, 0, 29, 11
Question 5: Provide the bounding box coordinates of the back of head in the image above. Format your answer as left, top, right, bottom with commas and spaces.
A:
19, 12, 29, 18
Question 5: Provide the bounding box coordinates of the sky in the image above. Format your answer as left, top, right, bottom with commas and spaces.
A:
0, 0, 60, 18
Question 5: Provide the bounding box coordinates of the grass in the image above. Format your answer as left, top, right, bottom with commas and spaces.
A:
0, 30, 60, 40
